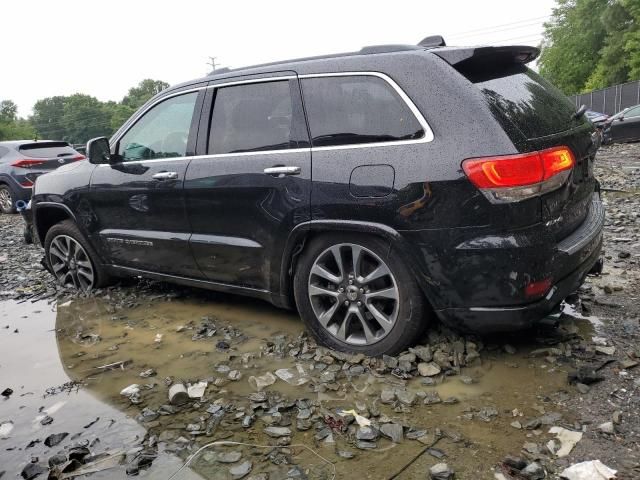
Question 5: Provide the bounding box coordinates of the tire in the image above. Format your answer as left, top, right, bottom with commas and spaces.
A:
0, 184, 16, 214
44, 220, 111, 290
293, 233, 427, 356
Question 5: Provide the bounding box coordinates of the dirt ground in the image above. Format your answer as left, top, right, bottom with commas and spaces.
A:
0, 144, 639, 480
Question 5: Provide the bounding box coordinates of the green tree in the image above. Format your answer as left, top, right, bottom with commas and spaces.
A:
28, 78, 169, 143
122, 79, 170, 110
0, 99, 34, 141
540, 0, 640, 94
31, 96, 68, 140
0, 100, 18, 122
539, 0, 608, 94
61, 94, 113, 144
104, 101, 135, 132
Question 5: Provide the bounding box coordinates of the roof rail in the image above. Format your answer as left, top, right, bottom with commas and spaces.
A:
359, 44, 423, 54
418, 35, 446, 47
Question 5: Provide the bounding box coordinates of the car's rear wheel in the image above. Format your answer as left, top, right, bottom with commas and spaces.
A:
0, 185, 16, 214
294, 233, 427, 356
44, 220, 110, 291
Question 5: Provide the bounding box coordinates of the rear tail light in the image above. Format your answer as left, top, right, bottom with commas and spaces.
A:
462, 146, 575, 203
70, 155, 86, 161
11, 159, 47, 168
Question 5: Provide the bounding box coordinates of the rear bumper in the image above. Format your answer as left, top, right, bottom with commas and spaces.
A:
0, 176, 32, 203
430, 193, 605, 332
435, 234, 602, 332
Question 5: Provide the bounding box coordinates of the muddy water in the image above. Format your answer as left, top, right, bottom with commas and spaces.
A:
0, 300, 190, 478
1, 294, 592, 479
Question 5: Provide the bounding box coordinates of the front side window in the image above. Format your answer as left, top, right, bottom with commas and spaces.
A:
119, 92, 198, 162
301, 75, 424, 147
209, 81, 295, 155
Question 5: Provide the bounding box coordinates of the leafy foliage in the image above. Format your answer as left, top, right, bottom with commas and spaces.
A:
0, 100, 35, 141
540, 0, 640, 94
2, 79, 169, 143
122, 79, 170, 110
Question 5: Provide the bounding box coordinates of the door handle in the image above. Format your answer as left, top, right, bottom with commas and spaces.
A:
152, 171, 178, 180
263, 166, 301, 176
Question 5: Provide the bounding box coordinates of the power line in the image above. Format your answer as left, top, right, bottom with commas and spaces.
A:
447, 14, 550, 38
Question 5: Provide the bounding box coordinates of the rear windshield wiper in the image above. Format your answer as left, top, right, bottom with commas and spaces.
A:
573, 104, 588, 120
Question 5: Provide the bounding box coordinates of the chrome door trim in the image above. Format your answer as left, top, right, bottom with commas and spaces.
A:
110, 76, 297, 147
299, 71, 434, 147
106, 70, 435, 167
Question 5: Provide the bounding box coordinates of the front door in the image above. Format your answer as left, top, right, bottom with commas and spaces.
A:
185, 74, 311, 291
89, 89, 204, 276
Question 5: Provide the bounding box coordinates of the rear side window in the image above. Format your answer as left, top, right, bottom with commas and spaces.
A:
301, 75, 424, 147
209, 81, 296, 154
18, 142, 78, 158
464, 65, 579, 139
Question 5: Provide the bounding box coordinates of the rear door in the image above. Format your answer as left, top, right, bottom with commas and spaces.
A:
89, 89, 205, 277
612, 105, 640, 142
185, 73, 311, 290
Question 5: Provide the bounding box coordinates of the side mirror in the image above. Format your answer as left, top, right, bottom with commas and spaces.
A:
87, 137, 111, 164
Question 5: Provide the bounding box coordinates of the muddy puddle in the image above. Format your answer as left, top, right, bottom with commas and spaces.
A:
1, 293, 600, 479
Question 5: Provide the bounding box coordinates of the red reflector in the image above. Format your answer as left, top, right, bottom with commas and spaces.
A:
20, 179, 34, 187
462, 146, 575, 188
524, 278, 552, 299
11, 159, 46, 168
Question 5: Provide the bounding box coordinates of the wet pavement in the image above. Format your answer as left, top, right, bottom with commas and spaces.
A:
1, 292, 603, 479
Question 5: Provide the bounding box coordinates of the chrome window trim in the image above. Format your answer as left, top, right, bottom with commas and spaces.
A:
106, 71, 433, 166
299, 71, 434, 149
97, 148, 312, 167
110, 76, 297, 147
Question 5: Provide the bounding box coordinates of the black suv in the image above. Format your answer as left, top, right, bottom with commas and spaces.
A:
29, 40, 604, 355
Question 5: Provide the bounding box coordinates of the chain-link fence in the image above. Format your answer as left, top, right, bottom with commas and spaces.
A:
570, 80, 640, 116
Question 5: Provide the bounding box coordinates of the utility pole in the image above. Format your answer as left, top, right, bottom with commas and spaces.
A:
207, 56, 218, 72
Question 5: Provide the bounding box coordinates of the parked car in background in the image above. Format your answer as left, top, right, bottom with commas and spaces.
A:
603, 104, 640, 144
27, 40, 604, 355
585, 110, 609, 128
0, 140, 85, 213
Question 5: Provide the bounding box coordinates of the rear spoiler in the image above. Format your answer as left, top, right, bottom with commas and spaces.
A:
433, 46, 539, 72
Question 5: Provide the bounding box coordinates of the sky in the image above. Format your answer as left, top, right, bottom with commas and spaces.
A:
1, 0, 556, 117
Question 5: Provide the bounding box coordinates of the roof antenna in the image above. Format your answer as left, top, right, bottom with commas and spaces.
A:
418, 35, 446, 47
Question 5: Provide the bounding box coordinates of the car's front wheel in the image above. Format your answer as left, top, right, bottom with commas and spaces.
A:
44, 220, 110, 291
294, 233, 427, 356
0, 185, 16, 214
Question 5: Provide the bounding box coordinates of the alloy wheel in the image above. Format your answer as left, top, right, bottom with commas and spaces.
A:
0, 188, 12, 212
307, 243, 399, 346
48, 235, 95, 290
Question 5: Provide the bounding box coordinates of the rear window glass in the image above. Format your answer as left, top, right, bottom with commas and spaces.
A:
19, 142, 78, 158
301, 76, 424, 147
465, 65, 580, 139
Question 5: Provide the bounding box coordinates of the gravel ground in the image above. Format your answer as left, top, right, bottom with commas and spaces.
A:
1, 144, 639, 479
